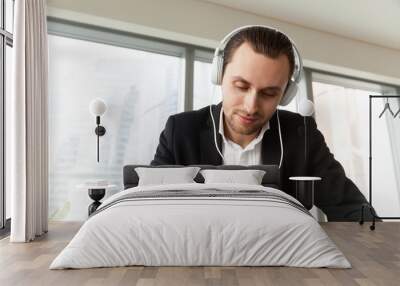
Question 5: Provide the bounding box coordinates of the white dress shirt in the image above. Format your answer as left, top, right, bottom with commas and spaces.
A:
219, 108, 270, 165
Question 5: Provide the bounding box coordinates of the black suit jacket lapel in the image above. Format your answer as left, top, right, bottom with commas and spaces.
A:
261, 111, 282, 166
200, 103, 223, 165
199, 104, 281, 166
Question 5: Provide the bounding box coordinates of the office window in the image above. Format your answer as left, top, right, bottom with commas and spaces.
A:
311, 72, 400, 217
193, 58, 222, 110
48, 30, 185, 220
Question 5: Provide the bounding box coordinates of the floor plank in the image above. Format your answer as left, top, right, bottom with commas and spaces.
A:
0, 222, 399, 286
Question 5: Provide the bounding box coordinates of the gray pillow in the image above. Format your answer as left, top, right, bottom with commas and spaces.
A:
135, 167, 201, 186
200, 169, 266, 185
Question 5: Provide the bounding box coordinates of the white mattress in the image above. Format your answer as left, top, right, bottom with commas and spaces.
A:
50, 183, 351, 269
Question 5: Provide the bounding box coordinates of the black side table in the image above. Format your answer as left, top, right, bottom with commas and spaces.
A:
289, 176, 321, 210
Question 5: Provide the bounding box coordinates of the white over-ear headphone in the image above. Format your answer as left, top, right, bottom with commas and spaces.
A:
210, 25, 314, 116
209, 25, 314, 168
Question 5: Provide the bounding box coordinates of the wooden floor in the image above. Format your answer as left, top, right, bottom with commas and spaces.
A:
0, 222, 399, 286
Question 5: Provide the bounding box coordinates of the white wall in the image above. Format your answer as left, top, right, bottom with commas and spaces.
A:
46, 0, 400, 85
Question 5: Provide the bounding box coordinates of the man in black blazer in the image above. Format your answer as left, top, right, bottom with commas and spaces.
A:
151, 26, 371, 221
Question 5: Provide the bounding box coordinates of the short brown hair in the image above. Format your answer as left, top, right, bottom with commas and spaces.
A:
222, 26, 295, 82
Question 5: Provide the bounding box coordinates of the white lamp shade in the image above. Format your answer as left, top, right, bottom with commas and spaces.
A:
89, 98, 107, 116
298, 99, 314, 116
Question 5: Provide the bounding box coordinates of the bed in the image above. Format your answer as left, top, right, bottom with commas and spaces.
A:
50, 164, 350, 269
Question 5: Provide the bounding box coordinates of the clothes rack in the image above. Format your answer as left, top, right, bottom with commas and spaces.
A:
360, 95, 400, 230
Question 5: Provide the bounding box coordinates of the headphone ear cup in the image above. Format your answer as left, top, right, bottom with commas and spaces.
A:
211, 53, 224, 85
211, 55, 219, 85
279, 80, 298, 106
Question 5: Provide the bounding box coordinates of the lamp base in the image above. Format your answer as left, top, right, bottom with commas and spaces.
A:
88, 188, 106, 216
95, 126, 106, 136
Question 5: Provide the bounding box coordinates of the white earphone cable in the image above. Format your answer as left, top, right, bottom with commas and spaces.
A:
276, 109, 284, 169
210, 85, 224, 162
210, 86, 284, 168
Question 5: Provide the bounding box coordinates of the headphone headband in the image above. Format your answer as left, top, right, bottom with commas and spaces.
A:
213, 25, 303, 84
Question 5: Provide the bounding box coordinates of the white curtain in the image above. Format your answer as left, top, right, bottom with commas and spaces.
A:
9, 0, 48, 242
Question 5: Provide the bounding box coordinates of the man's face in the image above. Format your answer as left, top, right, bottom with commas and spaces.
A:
221, 42, 290, 137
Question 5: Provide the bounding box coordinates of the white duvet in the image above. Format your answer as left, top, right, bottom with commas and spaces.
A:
50, 183, 351, 269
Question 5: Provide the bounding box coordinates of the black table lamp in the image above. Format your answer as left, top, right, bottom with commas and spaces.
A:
89, 98, 107, 162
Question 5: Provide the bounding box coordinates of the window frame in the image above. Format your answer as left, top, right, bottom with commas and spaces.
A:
308, 68, 400, 219
308, 68, 400, 122
0, 0, 14, 235
47, 17, 214, 113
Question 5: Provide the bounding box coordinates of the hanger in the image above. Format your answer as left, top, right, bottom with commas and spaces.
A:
378, 97, 395, 118
393, 107, 400, 118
